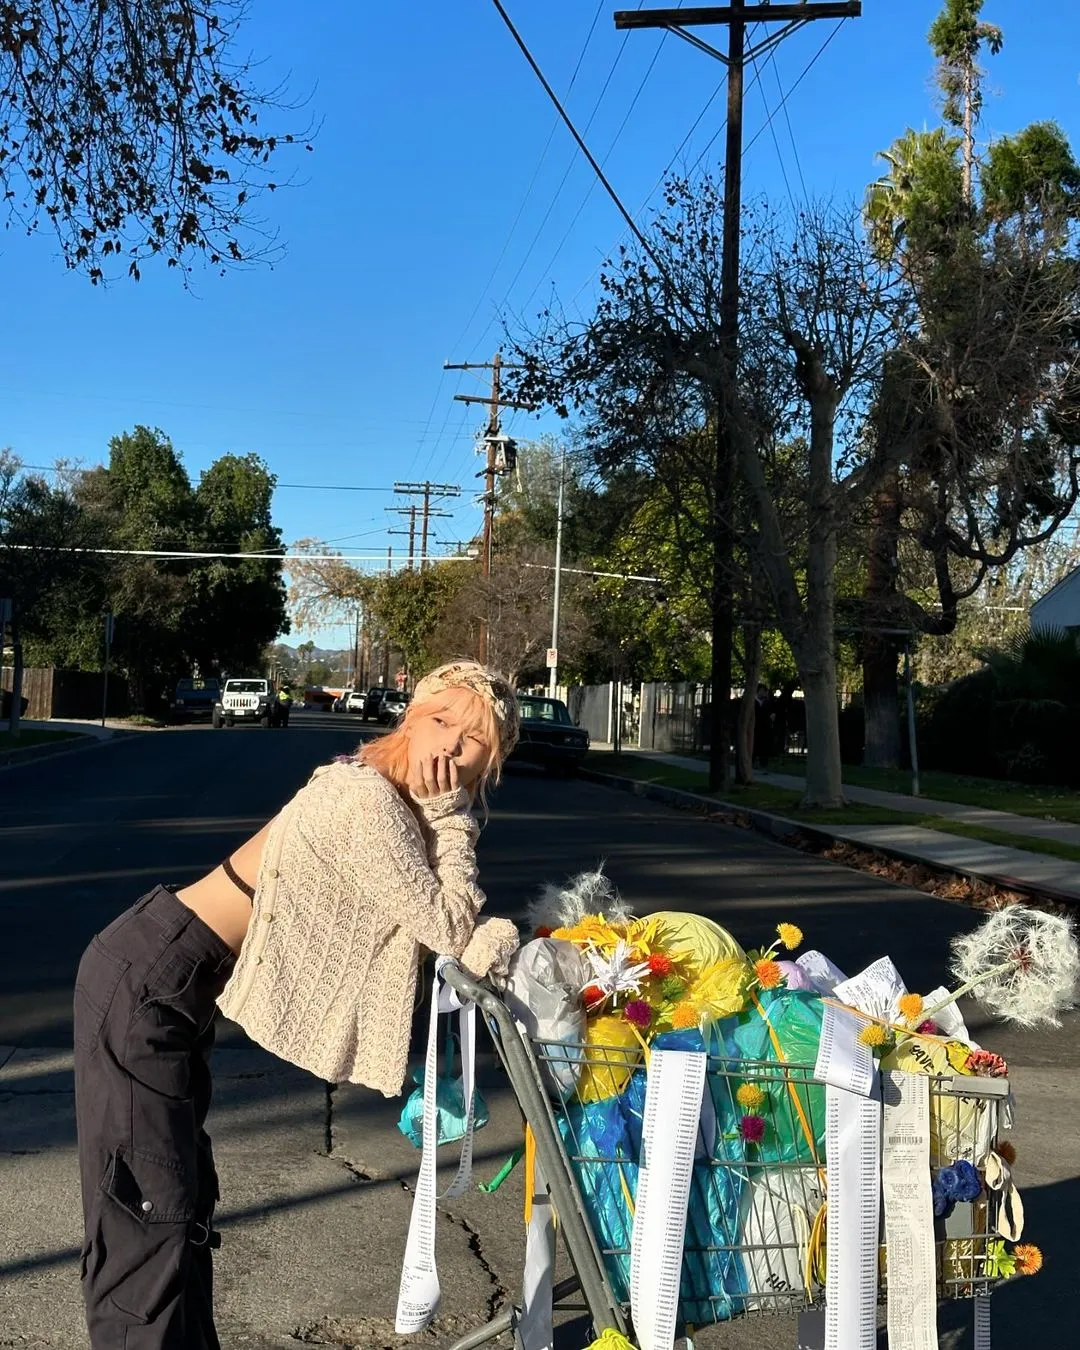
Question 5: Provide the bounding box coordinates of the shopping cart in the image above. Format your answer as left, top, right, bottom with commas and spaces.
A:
440, 963, 1011, 1350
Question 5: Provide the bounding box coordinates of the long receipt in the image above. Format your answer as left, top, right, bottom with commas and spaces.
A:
630, 1049, 707, 1350
882, 1071, 938, 1350
816, 1001, 875, 1097
825, 1079, 881, 1350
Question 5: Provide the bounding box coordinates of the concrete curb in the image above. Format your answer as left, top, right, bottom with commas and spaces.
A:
579, 765, 1080, 908
0, 730, 137, 771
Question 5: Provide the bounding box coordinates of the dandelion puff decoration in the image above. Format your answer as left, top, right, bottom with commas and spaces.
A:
526, 867, 628, 933
944, 906, 1080, 1029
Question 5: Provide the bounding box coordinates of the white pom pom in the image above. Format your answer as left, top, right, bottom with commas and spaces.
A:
949, 906, 1080, 1029
524, 866, 627, 932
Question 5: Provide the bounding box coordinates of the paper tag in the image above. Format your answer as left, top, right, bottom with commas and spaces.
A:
630, 1050, 706, 1350
824, 1078, 881, 1350
815, 1002, 875, 1097
395, 966, 478, 1334
796, 950, 849, 994
833, 957, 907, 1024
882, 1071, 938, 1350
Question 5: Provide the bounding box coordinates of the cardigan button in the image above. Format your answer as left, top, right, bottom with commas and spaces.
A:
267, 867, 279, 880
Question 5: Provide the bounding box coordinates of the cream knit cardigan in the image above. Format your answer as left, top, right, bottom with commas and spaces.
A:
216, 759, 518, 1096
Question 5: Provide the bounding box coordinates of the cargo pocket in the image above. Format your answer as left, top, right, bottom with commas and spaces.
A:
92, 1144, 195, 1323
74, 939, 131, 1055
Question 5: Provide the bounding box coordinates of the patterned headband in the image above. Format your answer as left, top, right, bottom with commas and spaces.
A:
412, 661, 521, 757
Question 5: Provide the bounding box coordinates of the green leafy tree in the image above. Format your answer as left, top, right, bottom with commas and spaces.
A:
928, 0, 1003, 202
188, 453, 290, 674
858, 8, 1080, 766
0, 453, 104, 730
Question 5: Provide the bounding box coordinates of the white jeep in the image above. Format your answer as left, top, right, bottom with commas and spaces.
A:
213, 678, 274, 729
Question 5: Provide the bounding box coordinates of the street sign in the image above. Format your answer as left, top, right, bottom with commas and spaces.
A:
395, 670, 406, 689
546, 648, 558, 668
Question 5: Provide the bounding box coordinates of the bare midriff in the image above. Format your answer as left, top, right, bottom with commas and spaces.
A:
175, 819, 274, 955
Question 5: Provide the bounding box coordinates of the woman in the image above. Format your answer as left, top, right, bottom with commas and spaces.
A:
73, 660, 521, 1350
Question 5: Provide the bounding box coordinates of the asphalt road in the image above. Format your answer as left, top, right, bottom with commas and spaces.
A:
1, 710, 1076, 1347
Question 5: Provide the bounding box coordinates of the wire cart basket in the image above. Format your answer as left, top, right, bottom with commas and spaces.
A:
439, 963, 1012, 1350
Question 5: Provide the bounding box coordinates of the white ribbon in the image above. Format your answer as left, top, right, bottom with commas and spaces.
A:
518, 1171, 556, 1350
630, 1049, 707, 1350
395, 960, 478, 1334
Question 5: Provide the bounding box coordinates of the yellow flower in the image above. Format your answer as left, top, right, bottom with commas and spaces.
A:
623, 915, 665, 961
859, 1023, 888, 1048
898, 993, 924, 1023
755, 959, 783, 990
552, 915, 623, 953
1015, 1244, 1043, 1276
670, 1001, 703, 1030
687, 958, 751, 1019
736, 1083, 766, 1111
776, 923, 803, 951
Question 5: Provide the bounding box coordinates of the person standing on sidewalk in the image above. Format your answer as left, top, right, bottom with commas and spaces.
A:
72, 660, 521, 1350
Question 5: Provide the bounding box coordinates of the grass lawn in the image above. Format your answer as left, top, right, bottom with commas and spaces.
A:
766, 754, 1080, 824
584, 751, 1080, 865
0, 728, 82, 751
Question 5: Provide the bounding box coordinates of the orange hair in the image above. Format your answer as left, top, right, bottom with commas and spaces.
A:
358, 685, 505, 808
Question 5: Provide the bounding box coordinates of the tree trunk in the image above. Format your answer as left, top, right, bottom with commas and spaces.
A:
861, 468, 903, 767
802, 665, 844, 808
735, 622, 763, 785
801, 377, 845, 808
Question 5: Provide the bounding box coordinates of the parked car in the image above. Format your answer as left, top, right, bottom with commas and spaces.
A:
170, 677, 221, 723
377, 689, 411, 725
213, 678, 279, 729
345, 690, 367, 714
509, 696, 589, 775
361, 685, 390, 720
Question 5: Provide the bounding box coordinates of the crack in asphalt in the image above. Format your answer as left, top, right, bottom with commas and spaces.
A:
322, 1090, 508, 1322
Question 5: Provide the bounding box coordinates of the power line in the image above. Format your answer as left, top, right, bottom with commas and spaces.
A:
488, 0, 668, 277
3, 544, 474, 564
446, 0, 608, 361
517, 22, 673, 315
742, 20, 846, 159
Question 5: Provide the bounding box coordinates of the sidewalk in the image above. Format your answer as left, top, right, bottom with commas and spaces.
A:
592, 747, 1080, 904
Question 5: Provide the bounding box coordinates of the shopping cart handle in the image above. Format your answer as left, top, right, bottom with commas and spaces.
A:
438, 959, 516, 1028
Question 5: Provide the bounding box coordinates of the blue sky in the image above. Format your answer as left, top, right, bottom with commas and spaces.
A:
3, 1, 1077, 648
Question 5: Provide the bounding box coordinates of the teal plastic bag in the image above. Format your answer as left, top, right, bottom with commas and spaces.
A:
397, 1023, 489, 1148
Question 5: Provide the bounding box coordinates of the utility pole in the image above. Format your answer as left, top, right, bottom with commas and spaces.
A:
615, 2, 861, 792
548, 450, 566, 698
387, 503, 418, 569
444, 354, 533, 664
393, 481, 462, 567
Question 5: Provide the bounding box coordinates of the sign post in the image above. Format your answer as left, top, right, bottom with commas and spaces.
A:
101, 613, 115, 728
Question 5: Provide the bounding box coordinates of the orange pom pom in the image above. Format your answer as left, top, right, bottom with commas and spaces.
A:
755, 959, 783, 990
1015, 1244, 1043, 1276
648, 953, 674, 977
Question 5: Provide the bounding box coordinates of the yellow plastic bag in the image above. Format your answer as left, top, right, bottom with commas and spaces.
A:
578, 1014, 643, 1103
650, 912, 747, 980
880, 1040, 996, 1165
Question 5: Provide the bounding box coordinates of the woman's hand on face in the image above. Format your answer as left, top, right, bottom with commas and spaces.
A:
410, 752, 460, 799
